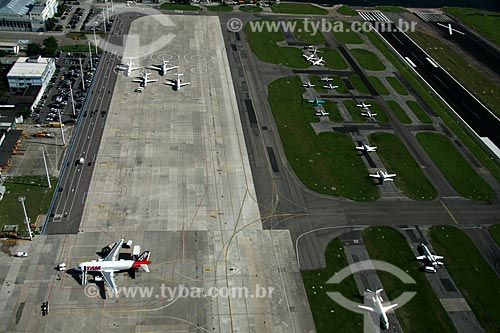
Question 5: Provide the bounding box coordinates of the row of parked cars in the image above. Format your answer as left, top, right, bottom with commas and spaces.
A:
66, 7, 85, 30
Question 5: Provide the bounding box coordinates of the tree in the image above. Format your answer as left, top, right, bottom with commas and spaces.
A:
26, 43, 43, 56
45, 18, 57, 31
42, 37, 58, 57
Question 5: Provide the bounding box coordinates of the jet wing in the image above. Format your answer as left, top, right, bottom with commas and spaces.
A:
132, 79, 143, 83
416, 255, 425, 260
434, 255, 444, 260
369, 174, 381, 178
386, 174, 396, 177
146, 79, 158, 83
165, 66, 178, 72
180, 82, 190, 87
383, 303, 398, 312
358, 305, 375, 312
101, 271, 118, 294
104, 239, 124, 261
130, 66, 142, 71
148, 65, 161, 71
165, 80, 175, 86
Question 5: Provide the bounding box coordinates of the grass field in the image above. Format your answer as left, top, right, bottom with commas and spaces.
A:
66, 32, 87, 40
489, 225, 500, 248
159, 3, 200, 10
444, 7, 500, 46
406, 101, 432, 124
271, 3, 328, 15
331, 22, 364, 44
239, 5, 262, 13
430, 225, 500, 332
0, 176, 56, 235
308, 75, 349, 94
366, 31, 500, 185
269, 76, 378, 200
387, 100, 411, 124
290, 19, 326, 44
363, 226, 456, 333
368, 76, 389, 95
368, 133, 437, 200
337, 5, 357, 16
386, 76, 409, 95
206, 5, 232, 11
350, 48, 386, 71
348, 76, 370, 95
302, 238, 363, 332
409, 31, 500, 114
60, 44, 100, 53
375, 6, 407, 13
416, 132, 494, 200
323, 101, 344, 123
246, 20, 309, 68
319, 48, 349, 70
367, 103, 388, 124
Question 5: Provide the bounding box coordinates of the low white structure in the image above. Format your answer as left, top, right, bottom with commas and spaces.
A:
0, 42, 20, 54
7, 56, 55, 90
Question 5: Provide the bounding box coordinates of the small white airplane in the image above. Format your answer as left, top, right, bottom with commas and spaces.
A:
369, 170, 396, 183
74, 239, 151, 294
117, 58, 142, 77
133, 72, 158, 87
356, 144, 377, 153
302, 82, 315, 88
166, 73, 190, 91
320, 76, 333, 82
436, 23, 465, 36
309, 57, 325, 66
315, 109, 329, 117
358, 289, 398, 330
416, 243, 444, 273
361, 109, 377, 118
323, 82, 339, 90
148, 60, 178, 76
357, 102, 372, 109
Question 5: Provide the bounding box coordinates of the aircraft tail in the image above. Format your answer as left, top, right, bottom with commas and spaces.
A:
132, 251, 151, 272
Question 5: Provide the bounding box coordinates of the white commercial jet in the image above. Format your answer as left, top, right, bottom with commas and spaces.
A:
117, 58, 142, 77
323, 82, 339, 90
356, 144, 377, 153
358, 289, 398, 330
361, 109, 377, 118
369, 170, 396, 183
315, 109, 329, 117
148, 60, 178, 76
416, 243, 444, 273
133, 72, 158, 87
166, 73, 190, 90
357, 102, 372, 109
74, 239, 151, 294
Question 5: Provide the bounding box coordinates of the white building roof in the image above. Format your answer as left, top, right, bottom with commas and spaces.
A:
7, 56, 51, 77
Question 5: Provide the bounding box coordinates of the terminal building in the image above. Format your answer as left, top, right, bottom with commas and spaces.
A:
7, 55, 55, 108
0, 0, 58, 31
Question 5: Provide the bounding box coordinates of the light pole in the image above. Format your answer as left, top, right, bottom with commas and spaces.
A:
56, 108, 66, 146
69, 84, 76, 116
87, 39, 93, 69
41, 147, 51, 189
18, 196, 32, 241
93, 25, 98, 55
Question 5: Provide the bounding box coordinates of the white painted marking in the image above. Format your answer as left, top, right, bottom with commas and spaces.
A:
426, 57, 439, 68
404, 57, 417, 67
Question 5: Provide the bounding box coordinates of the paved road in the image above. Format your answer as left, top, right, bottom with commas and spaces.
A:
43, 14, 137, 234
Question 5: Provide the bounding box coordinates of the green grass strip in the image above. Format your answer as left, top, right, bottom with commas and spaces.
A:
386, 76, 409, 95
375, 6, 407, 13
489, 225, 500, 249
289, 19, 326, 44
269, 76, 378, 200
363, 226, 456, 333
319, 48, 349, 70
387, 100, 411, 124
331, 22, 363, 44
207, 5, 233, 12
350, 48, 386, 71
239, 5, 262, 12
444, 7, 500, 46
368, 76, 390, 95
302, 238, 363, 333
323, 101, 344, 123
369, 133, 437, 200
159, 3, 200, 10
416, 132, 494, 200
271, 3, 328, 15
430, 225, 500, 332
348, 76, 370, 95
406, 101, 432, 124
337, 5, 357, 16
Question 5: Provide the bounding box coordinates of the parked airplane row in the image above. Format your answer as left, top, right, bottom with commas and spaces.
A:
302, 47, 325, 66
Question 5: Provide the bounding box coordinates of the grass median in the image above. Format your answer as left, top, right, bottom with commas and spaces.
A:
331, 22, 363, 44
302, 238, 363, 333
489, 224, 500, 248
368, 76, 389, 95
289, 19, 326, 44
0, 176, 56, 235
416, 132, 494, 200
363, 226, 455, 333
319, 48, 349, 70
430, 225, 500, 332
406, 101, 432, 124
159, 3, 200, 11
246, 20, 309, 68
269, 76, 378, 200
348, 76, 369, 95
271, 3, 328, 15
337, 5, 357, 16
386, 76, 409, 95
444, 7, 500, 46
239, 5, 262, 13
350, 48, 386, 71
368, 132, 437, 200
387, 100, 411, 124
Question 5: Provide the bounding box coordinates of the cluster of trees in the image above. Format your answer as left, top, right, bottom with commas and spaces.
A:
26, 37, 59, 58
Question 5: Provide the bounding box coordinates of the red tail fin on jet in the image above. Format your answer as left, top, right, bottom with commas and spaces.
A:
132, 251, 151, 272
